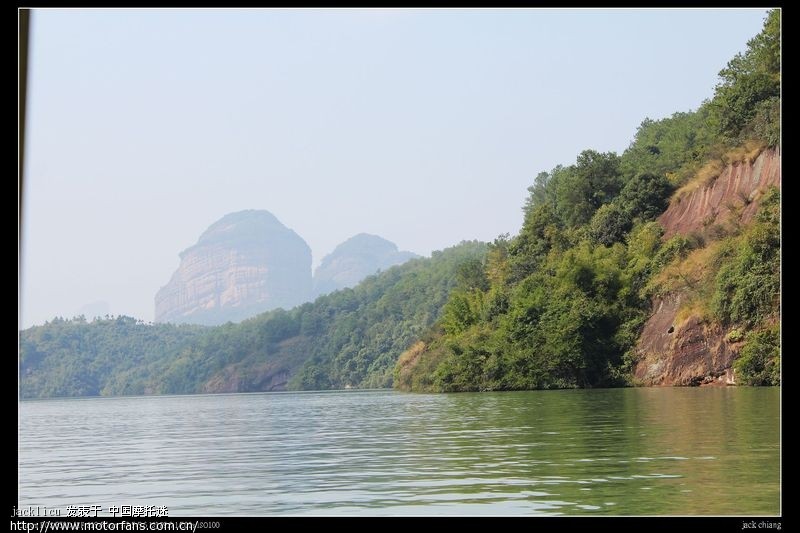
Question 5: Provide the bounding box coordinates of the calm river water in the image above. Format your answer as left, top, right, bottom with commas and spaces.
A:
19, 387, 779, 516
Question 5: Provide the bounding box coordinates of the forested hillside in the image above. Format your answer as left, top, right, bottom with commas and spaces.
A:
19, 317, 207, 398
395, 10, 780, 392
20, 241, 486, 398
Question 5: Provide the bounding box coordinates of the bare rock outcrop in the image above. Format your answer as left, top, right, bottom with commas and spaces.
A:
634, 296, 739, 386
635, 148, 780, 386
659, 147, 780, 239
312, 233, 418, 297
155, 210, 312, 325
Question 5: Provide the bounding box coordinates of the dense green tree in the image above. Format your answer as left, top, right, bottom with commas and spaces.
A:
509, 202, 562, 283
588, 204, 632, 247
712, 188, 780, 327
620, 109, 717, 185
713, 9, 780, 144
734, 326, 780, 386
618, 172, 673, 220
554, 150, 622, 227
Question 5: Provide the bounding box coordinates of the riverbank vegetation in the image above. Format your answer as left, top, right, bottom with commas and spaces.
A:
395, 10, 780, 391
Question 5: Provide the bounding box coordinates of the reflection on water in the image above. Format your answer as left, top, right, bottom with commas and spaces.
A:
19, 387, 779, 515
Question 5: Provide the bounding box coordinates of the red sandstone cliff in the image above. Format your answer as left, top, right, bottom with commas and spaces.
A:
659, 148, 780, 239
634, 147, 780, 386
634, 296, 740, 386
155, 210, 312, 326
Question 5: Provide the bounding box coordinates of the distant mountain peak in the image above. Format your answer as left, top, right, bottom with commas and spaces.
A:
156, 210, 419, 324
313, 234, 419, 297
156, 209, 311, 325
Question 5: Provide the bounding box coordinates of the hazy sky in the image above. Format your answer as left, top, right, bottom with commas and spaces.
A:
20, 8, 769, 327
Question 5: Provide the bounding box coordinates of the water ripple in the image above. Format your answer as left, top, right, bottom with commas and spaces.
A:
19, 388, 780, 516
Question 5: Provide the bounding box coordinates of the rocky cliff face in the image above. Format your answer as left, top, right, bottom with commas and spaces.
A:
659, 148, 780, 239
155, 210, 312, 325
634, 296, 739, 386
634, 148, 780, 386
312, 233, 418, 297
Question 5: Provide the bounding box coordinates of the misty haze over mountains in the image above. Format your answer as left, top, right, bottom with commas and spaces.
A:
154, 210, 418, 326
